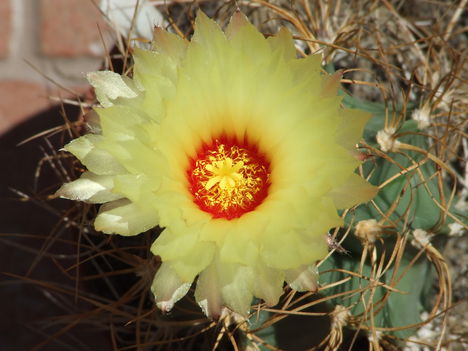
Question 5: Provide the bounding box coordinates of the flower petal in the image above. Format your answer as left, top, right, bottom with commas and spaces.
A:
260, 230, 323, 270
194, 262, 223, 318
192, 11, 226, 51
165, 242, 215, 283
228, 16, 270, 64
84, 110, 101, 134
63, 135, 126, 175
328, 173, 378, 209
218, 228, 259, 266
152, 27, 188, 61
218, 263, 254, 316
132, 48, 177, 117
112, 174, 159, 203
87, 71, 138, 107
336, 108, 372, 150
225, 10, 250, 39
285, 264, 319, 292
152, 226, 216, 282
94, 199, 158, 235
95, 104, 149, 140
151, 263, 191, 313
321, 70, 342, 98
56, 172, 123, 203
267, 27, 296, 60
252, 263, 284, 307
151, 227, 200, 261
290, 54, 322, 93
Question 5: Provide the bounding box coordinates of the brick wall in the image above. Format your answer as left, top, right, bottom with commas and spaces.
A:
0, 0, 111, 135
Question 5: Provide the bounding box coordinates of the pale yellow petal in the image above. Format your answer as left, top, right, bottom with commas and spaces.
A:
219, 231, 259, 266
56, 171, 123, 203
260, 230, 307, 270
218, 263, 254, 316
321, 70, 342, 98
267, 27, 296, 60
285, 264, 319, 292
151, 227, 200, 261
225, 10, 250, 39
192, 11, 226, 51
228, 17, 270, 60
166, 240, 215, 282
252, 263, 284, 306
87, 71, 138, 107
290, 54, 322, 90
112, 174, 159, 203
64, 135, 126, 175
99, 139, 165, 180
132, 48, 176, 118
152, 263, 191, 313
94, 199, 158, 236
152, 27, 188, 61
336, 108, 372, 150
84, 110, 101, 134
153, 226, 215, 282
95, 105, 148, 140
260, 213, 331, 270
328, 173, 378, 209
195, 262, 223, 318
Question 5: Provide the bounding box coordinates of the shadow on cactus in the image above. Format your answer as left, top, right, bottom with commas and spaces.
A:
320, 96, 458, 344
241, 92, 464, 351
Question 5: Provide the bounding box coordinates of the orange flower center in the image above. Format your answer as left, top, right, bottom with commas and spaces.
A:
187, 136, 270, 220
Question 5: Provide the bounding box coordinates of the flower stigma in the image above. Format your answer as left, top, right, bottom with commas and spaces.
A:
188, 136, 270, 220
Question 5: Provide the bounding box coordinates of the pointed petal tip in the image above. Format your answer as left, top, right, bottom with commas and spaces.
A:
197, 298, 222, 320
231, 9, 249, 25
226, 10, 251, 38
330, 174, 379, 210
219, 307, 249, 324
151, 25, 188, 58
191, 9, 226, 45
194, 264, 223, 319
267, 26, 296, 59
152, 26, 164, 40
322, 70, 343, 97
54, 183, 83, 201
156, 300, 175, 313
94, 214, 126, 235
152, 263, 192, 313
84, 110, 101, 134
86, 71, 138, 107
286, 264, 319, 292
194, 9, 210, 23
54, 185, 68, 199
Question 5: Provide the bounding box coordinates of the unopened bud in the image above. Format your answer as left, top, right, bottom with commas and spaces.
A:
331, 305, 350, 329
448, 222, 464, 236
411, 104, 431, 129
411, 229, 433, 249
355, 219, 381, 244
376, 127, 400, 152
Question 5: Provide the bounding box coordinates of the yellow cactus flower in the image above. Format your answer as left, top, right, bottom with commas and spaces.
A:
57, 11, 377, 317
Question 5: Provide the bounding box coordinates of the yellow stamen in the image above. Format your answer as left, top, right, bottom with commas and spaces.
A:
189, 141, 270, 219
205, 158, 244, 190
